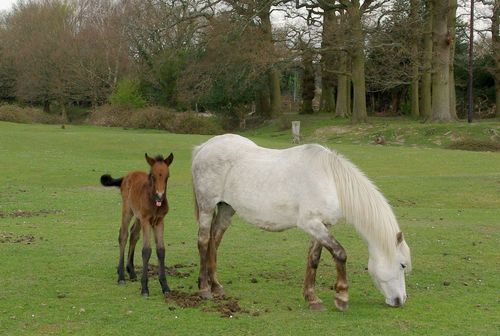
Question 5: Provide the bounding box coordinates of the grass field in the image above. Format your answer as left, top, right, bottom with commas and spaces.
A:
0, 119, 499, 335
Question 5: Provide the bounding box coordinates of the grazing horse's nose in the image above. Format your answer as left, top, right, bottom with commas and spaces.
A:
394, 297, 402, 307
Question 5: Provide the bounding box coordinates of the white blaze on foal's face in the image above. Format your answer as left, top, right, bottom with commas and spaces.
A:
368, 232, 411, 307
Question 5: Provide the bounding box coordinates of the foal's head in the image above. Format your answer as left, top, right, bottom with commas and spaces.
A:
145, 153, 174, 207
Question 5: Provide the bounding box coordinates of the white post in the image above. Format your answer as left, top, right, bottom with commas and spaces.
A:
292, 121, 301, 144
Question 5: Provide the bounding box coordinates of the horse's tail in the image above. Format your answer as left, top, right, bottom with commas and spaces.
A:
100, 174, 123, 188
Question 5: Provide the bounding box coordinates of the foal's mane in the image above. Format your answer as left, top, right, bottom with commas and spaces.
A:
313, 146, 401, 260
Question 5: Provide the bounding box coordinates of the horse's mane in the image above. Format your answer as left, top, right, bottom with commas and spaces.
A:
312, 145, 402, 260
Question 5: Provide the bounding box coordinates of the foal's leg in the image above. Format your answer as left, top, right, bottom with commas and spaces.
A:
299, 219, 348, 311
117, 208, 133, 285
153, 218, 170, 297
126, 218, 141, 281
140, 219, 152, 297
207, 203, 234, 296
303, 239, 325, 311
197, 211, 215, 299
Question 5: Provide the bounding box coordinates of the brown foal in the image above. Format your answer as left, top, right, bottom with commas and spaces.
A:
101, 153, 174, 297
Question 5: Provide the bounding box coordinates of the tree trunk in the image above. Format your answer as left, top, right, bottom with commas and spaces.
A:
431, 0, 453, 121
256, 86, 271, 118
259, 7, 281, 117
300, 48, 315, 115
421, 0, 433, 119
410, 0, 420, 118
320, 10, 336, 113
493, 1, 500, 117
348, 3, 367, 123
269, 68, 282, 116
448, 0, 457, 119
336, 52, 349, 117
43, 100, 51, 113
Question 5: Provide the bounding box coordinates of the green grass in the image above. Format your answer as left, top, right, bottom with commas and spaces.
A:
0, 119, 499, 335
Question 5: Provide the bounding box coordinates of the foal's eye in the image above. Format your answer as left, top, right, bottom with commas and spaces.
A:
400, 263, 407, 269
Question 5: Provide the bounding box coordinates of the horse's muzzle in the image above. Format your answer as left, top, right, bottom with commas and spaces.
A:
386, 296, 406, 308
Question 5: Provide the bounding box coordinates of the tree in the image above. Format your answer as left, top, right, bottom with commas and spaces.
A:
430, 0, 455, 121
421, 0, 433, 119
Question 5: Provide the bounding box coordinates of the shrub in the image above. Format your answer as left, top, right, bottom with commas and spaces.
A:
87, 105, 223, 134
109, 79, 146, 109
0, 103, 62, 124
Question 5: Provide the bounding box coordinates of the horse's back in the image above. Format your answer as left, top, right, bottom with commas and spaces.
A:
192, 135, 341, 229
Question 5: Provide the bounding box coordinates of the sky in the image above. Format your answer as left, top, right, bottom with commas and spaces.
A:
0, 0, 16, 12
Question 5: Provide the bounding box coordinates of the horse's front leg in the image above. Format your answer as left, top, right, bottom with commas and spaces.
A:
299, 219, 349, 311
140, 218, 152, 297
303, 239, 325, 311
153, 218, 170, 297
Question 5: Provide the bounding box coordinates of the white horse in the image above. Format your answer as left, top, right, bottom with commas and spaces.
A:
192, 134, 411, 311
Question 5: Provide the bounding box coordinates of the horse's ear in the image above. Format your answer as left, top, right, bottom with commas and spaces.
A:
145, 153, 155, 167
165, 153, 174, 166
396, 232, 404, 245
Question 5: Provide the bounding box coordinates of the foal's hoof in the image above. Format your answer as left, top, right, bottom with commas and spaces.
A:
198, 290, 213, 300
334, 298, 349, 312
211, 286, 224, 297
163, 291, 170, 298
309, 302, 327, 311
117, 280, 126, 285
141, 289, 150, 298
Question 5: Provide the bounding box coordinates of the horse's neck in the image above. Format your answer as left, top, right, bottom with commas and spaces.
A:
327, 152, 399, 259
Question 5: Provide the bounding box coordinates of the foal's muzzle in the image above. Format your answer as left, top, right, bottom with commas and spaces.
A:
154, 192, 165, 207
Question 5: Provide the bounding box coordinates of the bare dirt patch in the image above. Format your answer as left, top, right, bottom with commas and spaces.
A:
0, 232, 36, 244
447, 139, 500, 152
165, 291, 249, 318
135, 263, 195, 279
0, 209, 63, 218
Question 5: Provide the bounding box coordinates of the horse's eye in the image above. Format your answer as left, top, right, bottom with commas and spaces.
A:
401, 263, 407, 269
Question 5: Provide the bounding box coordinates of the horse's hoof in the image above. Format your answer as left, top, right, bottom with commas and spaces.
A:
334, 298, 349, 312
118, 280, 126, 285
163, 291, 170, 298
129, 277, 137, 282
198, 290, 213, 300
141, 292, 149, 298
309, 302, 327, 311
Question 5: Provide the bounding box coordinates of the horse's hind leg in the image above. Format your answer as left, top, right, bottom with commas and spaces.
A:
207, 203, 235, 296
126, 218, 141, 281
303, 239, 325, 311
299, 219, 349, 311
117, 208, 133, 285
197, 210, 215, 299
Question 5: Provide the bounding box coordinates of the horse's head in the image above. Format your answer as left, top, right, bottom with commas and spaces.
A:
368, 231, 411, 308
145, 153, 174, 207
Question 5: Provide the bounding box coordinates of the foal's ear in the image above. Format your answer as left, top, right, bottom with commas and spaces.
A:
396, 232, 404, 245
145, 153, 156, 167
165, 153, 174, 166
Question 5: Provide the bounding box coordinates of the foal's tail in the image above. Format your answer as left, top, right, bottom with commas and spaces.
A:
100, 174, 123, 188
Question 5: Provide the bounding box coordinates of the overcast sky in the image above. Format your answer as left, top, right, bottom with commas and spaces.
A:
0, 0, 16, 12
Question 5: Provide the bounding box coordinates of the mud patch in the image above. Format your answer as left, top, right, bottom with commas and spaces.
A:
135, 263, 194, 279
0, 209, 63, 218
166, 290, 204, 308
0, 232, 36, 244
166, 291, 249, 318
